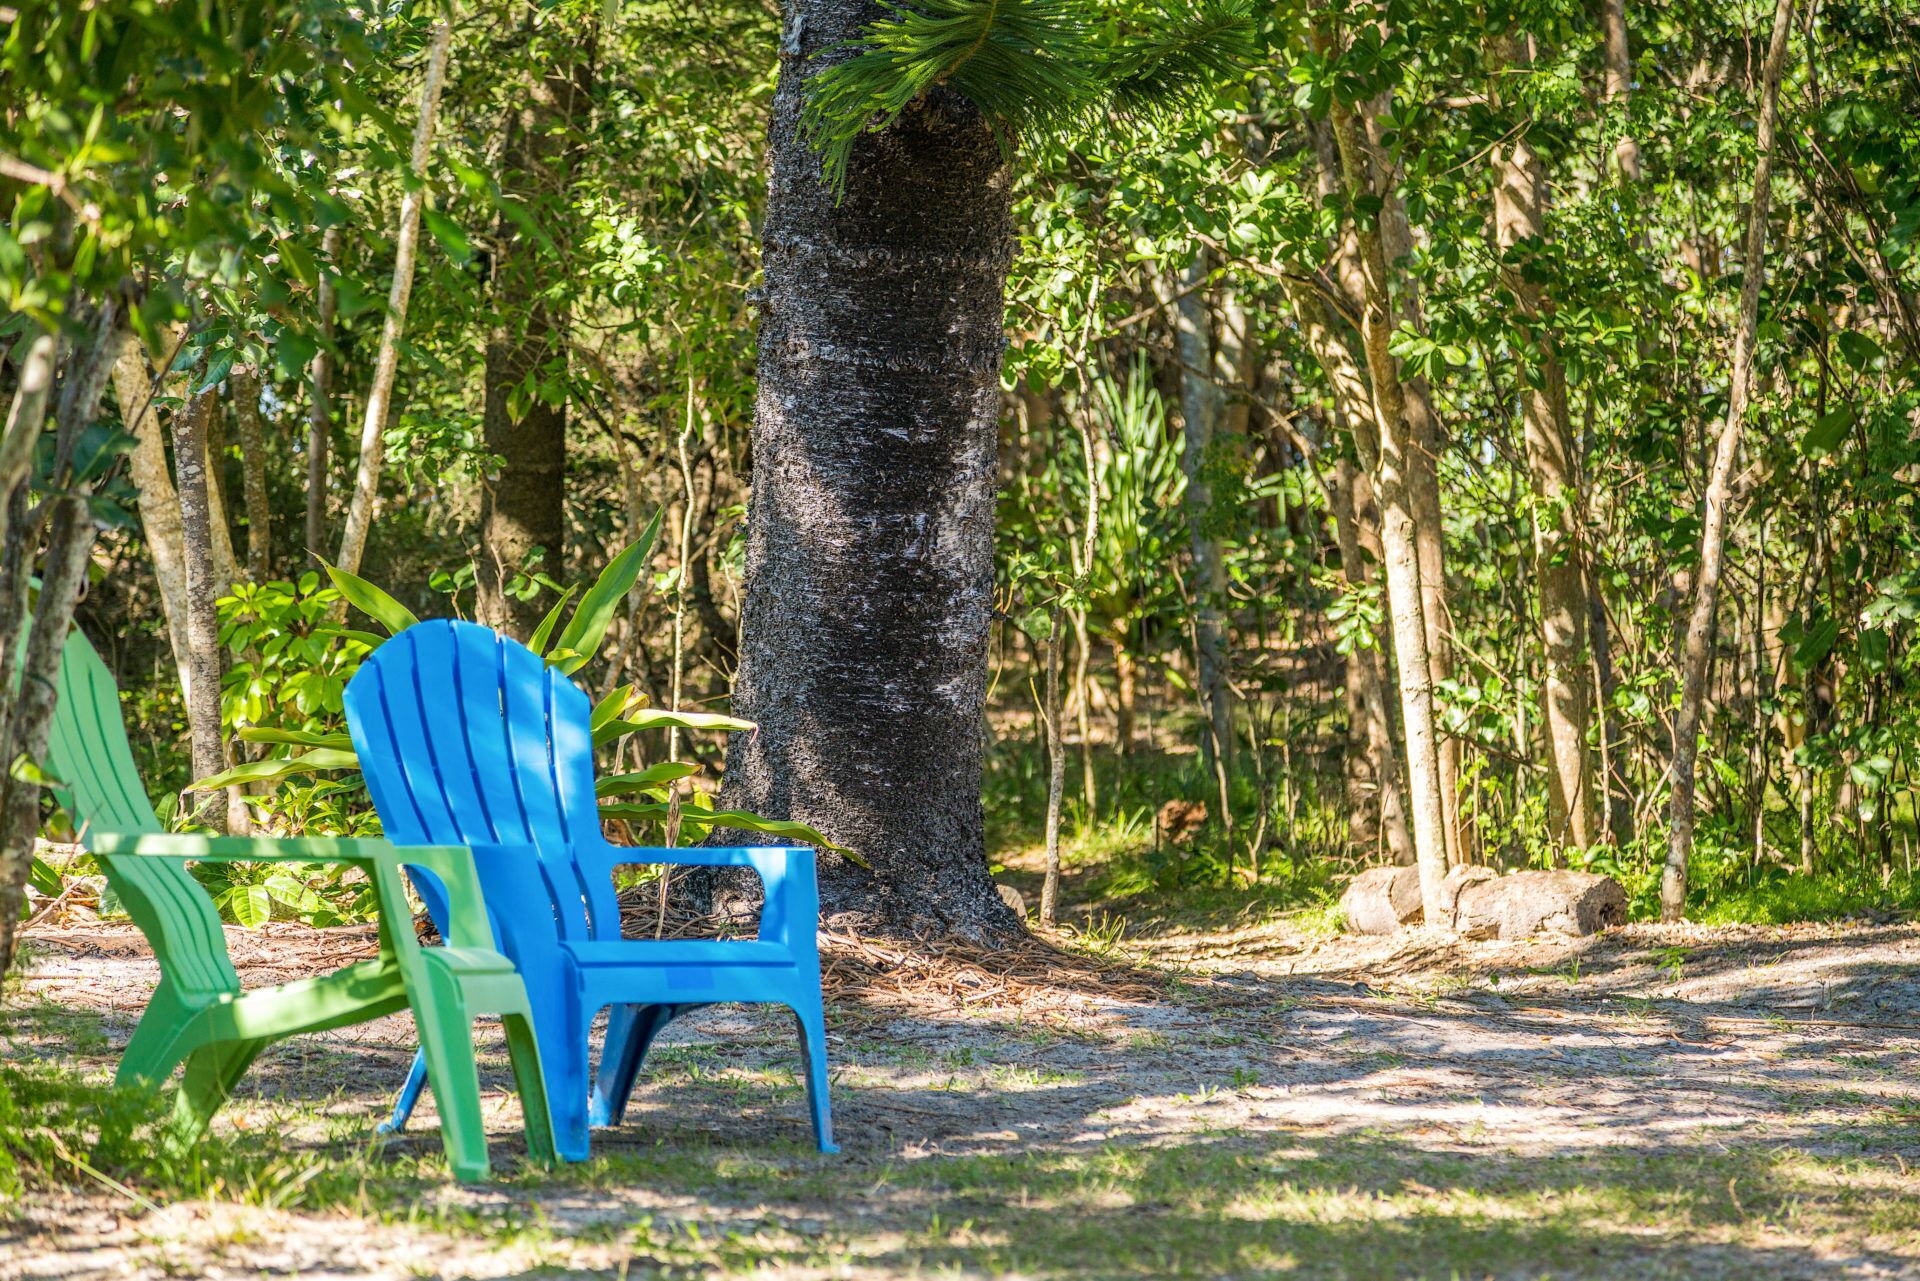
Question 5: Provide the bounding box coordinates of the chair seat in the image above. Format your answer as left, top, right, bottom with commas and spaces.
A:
562, 939, 793, 970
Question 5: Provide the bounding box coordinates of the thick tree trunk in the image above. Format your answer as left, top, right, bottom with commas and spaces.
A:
717, 0, 1017, 937
477, 23, 588, 640
170, 388, 230, 831
306, 225, 340, 556
232, 364, 272, 581
1663, 0, 1795, 920
336, 17, 451, 579
1491, 75, 1597, 856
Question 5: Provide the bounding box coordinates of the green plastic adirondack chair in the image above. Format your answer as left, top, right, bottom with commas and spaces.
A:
36, 628, 557, 1181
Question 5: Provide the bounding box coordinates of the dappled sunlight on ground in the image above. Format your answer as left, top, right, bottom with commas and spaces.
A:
6, 913, 1920, 1278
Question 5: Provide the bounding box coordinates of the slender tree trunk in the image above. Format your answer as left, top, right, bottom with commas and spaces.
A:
1331, 457, 1416, 866
1307, 103, 1459, 868
170, 387, 229, 831
1326, 84, 1451, 923
111, 336, 196, 701
1113, 634, 1137, 755
232, 365, 272, 581
717, 0, 1017, 936
1663, 0, 1796, 920
0, 309, 119, 973
1601, 0, 1642, 181
1071, 606, 1095, 815
306, 225, 340, 556
203, 396, 239, 592
1376, 152, 1462, 869
336, 15, 452, 579
1161, 254, 1234, 787
1282, 276, 1415, 868
1040, 607, 1065, 925
477, 16, 590, 639
1491, 50, 1597, 856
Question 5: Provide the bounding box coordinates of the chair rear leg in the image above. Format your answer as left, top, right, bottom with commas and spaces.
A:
377, 1047, 430, 1135
789, 998, 838, 1154
114, 984, 197, 1093
589, 1003, 681, 1128
501, 1010, 557, 1170
165, 1037, 265, 1150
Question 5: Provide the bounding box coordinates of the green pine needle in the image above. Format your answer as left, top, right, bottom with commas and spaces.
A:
801, 0, 1253, 197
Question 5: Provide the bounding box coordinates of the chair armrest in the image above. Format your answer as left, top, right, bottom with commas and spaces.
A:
88, 832, 396, 867
89, 833, 496, 952
575, 840, 818, 946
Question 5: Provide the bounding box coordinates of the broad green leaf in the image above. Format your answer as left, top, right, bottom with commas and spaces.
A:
592, 707, 755, 748
10, 752, 64, 788
595, 762, 699, 797
27, 852, 63, 897
529, 583, 579, 656
590, 683, 646, 732
1803, 408, 1854, 457
238, 727, 353, 750
314, 625, 388, 652
190, 748, 361, 791
1792, 616, 1840, 673
422, 208, 472, 262
320, 561, 419, 635
279, 239, 317, 287
264, 873, 323, 914
551, 510, 663, 675
231, 884, 273, 928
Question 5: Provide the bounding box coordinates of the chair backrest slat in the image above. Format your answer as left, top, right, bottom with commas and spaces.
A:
346, 620, 600, 941
43, 631, 237, 997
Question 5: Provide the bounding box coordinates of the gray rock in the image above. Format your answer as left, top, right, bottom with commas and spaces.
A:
1339, 864, 1423, 934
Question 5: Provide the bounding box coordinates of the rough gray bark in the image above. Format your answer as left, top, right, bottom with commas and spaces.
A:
1664, 0, 1796, 921
477, 21, 589, 640
169, 387, 230, 831
717, 0, 1018, 937
112, 336, 197, 703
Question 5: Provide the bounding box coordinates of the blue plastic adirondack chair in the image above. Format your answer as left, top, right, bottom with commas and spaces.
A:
341, 619, 836, 1160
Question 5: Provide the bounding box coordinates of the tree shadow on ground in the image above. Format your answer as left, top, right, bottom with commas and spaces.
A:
9, 918, 1920, 1279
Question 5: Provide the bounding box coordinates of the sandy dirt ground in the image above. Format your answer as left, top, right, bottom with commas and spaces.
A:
6, 913, 1920, 1279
